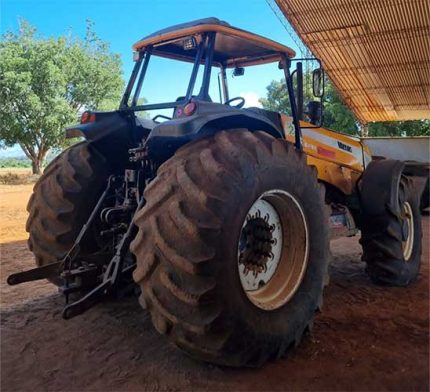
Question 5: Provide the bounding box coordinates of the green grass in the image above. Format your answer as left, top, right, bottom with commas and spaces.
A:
0, 158, 32, 169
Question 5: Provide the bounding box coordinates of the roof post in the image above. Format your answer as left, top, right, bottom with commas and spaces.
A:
360, 122, 369, 137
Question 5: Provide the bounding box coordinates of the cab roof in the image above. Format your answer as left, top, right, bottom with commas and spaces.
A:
133, 17, 296, 68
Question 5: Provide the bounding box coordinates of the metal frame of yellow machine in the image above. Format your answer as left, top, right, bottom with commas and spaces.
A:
281, 115, 372, 194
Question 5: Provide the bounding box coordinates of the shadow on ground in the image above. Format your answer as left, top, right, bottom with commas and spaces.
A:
1, 219, 429, 391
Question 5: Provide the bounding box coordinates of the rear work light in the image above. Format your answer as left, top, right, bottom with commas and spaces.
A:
183, 37, 197, 50
133, 51, 140, 62
81, 111, 96, 124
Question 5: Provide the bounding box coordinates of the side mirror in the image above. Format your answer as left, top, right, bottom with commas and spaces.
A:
312, 68, 324, 97
233, 67, 245, 77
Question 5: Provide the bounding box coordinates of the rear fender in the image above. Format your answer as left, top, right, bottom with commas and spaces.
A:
146, 101, 283, 161
65, 111, 144, 171
65, 111, 132, 143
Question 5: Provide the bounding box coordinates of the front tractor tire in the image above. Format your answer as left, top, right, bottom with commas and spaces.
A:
26, 142, 109, 285
131, 130, 330, 367
360, 176, 422, 286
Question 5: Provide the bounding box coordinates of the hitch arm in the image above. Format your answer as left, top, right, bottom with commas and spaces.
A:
62, 196, 144, 319
63, 175, 117, 271
7, 261, 63, 285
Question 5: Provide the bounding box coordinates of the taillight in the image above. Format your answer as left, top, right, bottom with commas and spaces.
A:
183, 102, 197, 116
81, 111, 96, 124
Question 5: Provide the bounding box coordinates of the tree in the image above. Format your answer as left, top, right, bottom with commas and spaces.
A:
260, 76, 359, 135
322, 82, 358, 134
260, 76, 430, 137
259, 79, 293, 114
0, 20, 124, 174
368, 120, 430, 137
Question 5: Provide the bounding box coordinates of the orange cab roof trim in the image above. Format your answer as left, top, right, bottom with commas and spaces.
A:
132, 20, 296, 61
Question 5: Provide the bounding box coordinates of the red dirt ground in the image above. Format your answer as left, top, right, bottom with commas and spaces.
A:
1, 185, 429, 391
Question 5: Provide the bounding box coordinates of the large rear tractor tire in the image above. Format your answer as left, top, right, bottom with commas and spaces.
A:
131, 130, 330, 367
360, 176, 422, 286
26, 142, 109, 285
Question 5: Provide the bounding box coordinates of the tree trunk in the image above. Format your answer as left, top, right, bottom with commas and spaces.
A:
19, 142, 49, 175
31, 159, 42, 175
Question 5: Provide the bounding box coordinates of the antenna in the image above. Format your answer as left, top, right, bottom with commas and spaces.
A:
265, 0, 310, 58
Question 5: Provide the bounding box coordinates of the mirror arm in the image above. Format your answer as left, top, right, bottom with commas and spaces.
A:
321, 68, 325, 97
220, 64, 229, 103
296, 62, 304, 121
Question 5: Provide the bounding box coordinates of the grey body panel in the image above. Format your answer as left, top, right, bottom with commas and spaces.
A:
145, 101, 283, 160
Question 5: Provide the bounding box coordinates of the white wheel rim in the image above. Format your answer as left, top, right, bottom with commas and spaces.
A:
238, 198, 283, 291
237, 190, 309, 311
402, 201, 414, 261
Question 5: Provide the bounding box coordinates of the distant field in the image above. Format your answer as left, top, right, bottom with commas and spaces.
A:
0, 183, 33, 243
0, 167, 32, 174
0, 168, 37, 185
0, 158, 32, 169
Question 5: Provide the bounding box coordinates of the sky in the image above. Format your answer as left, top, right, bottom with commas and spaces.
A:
1, 0, 300, 157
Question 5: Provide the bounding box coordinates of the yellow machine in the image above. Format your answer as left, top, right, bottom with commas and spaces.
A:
9, 18, 424, 368
283, 116, 372, 194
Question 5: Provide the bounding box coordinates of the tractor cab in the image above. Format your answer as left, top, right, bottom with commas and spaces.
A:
122, 17, 295, 107
119, 18, 324, 153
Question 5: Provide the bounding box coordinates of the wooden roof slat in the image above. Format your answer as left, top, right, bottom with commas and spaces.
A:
275, 0, 430, 122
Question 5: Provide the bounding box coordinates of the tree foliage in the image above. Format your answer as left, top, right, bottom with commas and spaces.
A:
260, 76, 430, 137
260, 76, 359, 135
259, 79, 292, 114
368, 120, 430, 137
322, 82, 358, 134
0, 157, 31, 168
0, 20, 124, 173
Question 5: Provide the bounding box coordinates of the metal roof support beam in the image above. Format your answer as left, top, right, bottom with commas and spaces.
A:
273, 0, 430, 122
359, 123, 369, 137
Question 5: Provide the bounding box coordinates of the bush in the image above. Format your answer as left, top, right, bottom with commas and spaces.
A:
0, 158, 32, 168
0, 172, 39, 184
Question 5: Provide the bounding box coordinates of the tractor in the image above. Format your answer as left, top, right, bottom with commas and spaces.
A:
8, 18, 424, 367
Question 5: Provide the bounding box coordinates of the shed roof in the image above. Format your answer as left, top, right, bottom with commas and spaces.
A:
274, 0, 430, 123
133, 17, 295, 68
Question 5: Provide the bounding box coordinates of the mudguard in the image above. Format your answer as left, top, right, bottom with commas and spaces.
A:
64, 103, 284, 165
359, 159, 405, 216
146, 101, 283, 161
65, 111, 133, 142
64, 111, 145, 172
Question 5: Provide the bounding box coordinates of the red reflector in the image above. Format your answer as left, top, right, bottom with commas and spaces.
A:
81, 111, 96, 124
183, 102, 197, 116
317, 146, 336, 158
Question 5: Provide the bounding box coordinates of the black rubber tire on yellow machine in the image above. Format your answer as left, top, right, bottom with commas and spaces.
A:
26, 142, 109, 285
131, 130, 330, 367
360, 176, 422, 286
